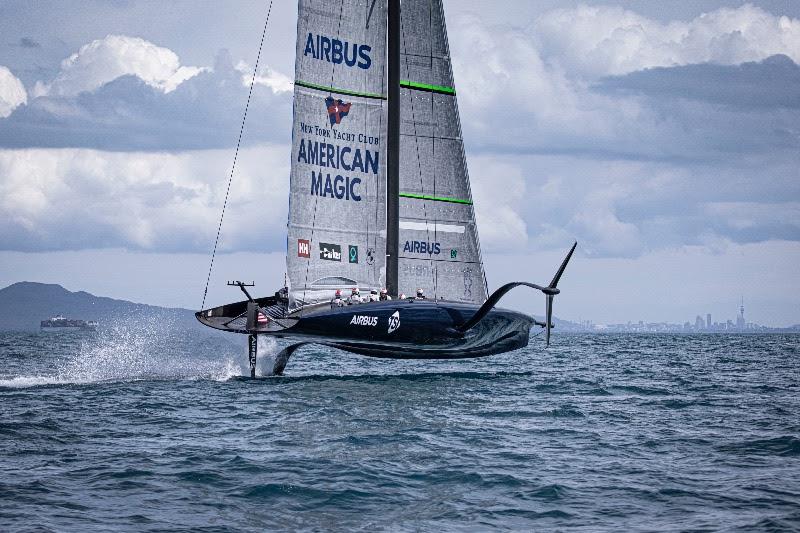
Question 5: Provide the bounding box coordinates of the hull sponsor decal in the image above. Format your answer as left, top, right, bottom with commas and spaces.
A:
388, 311, 400, 334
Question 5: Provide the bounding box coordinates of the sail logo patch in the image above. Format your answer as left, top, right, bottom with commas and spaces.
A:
303, 33, 372, 70
366, 247, 376, 265
388, 311, 401, 334
348, 245, 359, 264
403, 241, 441, 255
325, 97, 351, 126
450, 249, 458, 259
319, 243, 342, 261
350, 315, 378, 327
297, 239, 310, 258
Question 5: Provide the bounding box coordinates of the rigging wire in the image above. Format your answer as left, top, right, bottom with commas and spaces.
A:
200, 0, 274, 311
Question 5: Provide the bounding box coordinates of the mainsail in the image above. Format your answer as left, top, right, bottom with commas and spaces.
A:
287, 0, 389, 311
287, 0, 487, 311
397, 0, 487, 303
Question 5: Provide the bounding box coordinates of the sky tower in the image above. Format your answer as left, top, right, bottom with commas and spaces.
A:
737, 297, 746, 329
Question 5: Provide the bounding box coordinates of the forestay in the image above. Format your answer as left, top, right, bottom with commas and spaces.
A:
397, 0, 488, 303
287, 0, 388, 311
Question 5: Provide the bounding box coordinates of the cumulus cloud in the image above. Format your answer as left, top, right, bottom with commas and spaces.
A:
596, 53, 800, 109
32, 35, 206, 97
0, 66, 27, 118
533, 3, 800, 79
0, 145, 289, 253
466, 151, 800, 257
235, 60, 293, 93
0, 49, 292, 151
469, 157, 528, 252
449, 6, 800, 160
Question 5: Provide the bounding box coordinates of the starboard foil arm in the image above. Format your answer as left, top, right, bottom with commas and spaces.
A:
456, 242, 577, 346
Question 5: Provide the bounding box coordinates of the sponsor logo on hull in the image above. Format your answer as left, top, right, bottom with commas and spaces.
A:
350, 315, 378, 327
388, 311, 401, 334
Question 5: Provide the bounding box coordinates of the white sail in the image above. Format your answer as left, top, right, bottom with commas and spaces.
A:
396, 0, 488, 303
287, 0, 389, 311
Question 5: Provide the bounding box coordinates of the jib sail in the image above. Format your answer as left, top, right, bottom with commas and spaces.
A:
287, 0, 389, 311
396, 0, 488, 303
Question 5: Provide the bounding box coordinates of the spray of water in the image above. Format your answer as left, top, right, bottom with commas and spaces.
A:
256, 335, 280, 377
0, 314, 255, 388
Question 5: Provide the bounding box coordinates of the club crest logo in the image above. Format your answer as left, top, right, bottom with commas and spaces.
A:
325, 96, 351, 125
366, 247, 376, 265
388, 311, 400, 334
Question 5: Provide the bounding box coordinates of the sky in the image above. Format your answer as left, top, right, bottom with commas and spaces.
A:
0, 0, 798, 326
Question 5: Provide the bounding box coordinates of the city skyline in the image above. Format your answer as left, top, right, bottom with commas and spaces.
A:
575, 296, 800, 332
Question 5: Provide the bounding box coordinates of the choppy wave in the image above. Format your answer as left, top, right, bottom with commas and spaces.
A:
1, 332, 798, 530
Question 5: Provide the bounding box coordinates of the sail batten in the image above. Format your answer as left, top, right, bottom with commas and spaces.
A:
294, 80, 387, 100
400, 80, 455, 94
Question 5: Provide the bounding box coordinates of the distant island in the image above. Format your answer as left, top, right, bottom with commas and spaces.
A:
0, 282, 198, 331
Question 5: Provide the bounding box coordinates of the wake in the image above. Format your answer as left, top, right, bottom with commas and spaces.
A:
0, 317, 282, 389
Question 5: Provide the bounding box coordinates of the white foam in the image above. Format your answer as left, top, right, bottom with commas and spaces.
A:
1, 315, 251, 388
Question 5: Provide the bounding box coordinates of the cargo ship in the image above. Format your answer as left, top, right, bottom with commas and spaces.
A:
40, 315, 98, 331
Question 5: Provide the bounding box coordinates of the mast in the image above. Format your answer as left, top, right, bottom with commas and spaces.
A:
386, 0, 401, 297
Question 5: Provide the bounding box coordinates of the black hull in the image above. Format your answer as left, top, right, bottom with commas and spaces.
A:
196, 299, 535, 359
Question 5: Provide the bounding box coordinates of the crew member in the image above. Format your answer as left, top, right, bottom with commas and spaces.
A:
368, 289, 379, 302
415, 288, 426, 300
331, 289, 344, 307
348, 287, 362, 305
379, 288, 392, 301
399, 293, 406, 300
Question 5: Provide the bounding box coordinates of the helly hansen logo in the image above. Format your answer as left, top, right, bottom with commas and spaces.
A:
319, 243, 342, 261
297, 239, 310, 258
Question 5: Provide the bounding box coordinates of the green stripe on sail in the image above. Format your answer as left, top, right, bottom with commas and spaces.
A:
400, 80, 456, 95
399, 192, 472, 205
294, 80, 386, 100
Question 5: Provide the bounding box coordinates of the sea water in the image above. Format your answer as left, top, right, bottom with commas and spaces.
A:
1, 324, 798, 531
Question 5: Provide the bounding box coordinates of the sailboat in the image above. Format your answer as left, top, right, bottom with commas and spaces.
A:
196, 0, 577, 376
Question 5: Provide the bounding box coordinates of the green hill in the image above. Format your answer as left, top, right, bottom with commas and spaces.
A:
0, 282, 197, 331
